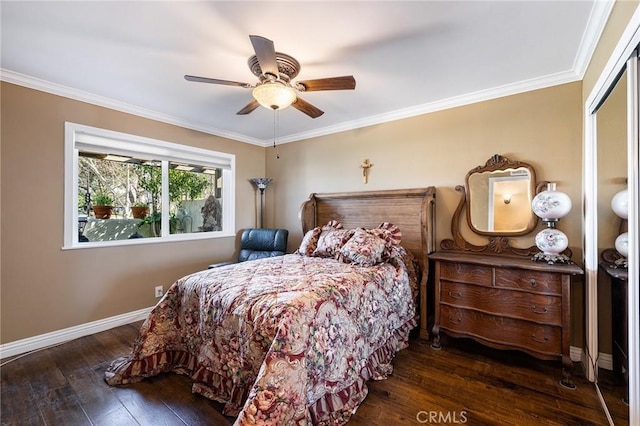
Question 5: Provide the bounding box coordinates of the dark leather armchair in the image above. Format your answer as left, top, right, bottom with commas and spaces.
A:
208, 228, 289, 268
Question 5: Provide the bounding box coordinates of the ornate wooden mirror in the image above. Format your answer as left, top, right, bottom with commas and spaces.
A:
442, 154, 543, 256
466, 154, 537, 235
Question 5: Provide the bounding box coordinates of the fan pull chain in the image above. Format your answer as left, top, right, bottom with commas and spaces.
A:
273, 109, 280, 159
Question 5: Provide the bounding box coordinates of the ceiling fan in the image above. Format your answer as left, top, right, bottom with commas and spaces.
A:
185, 35, 356, 118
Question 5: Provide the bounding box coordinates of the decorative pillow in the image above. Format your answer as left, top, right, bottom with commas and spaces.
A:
377, 222, 402, 245
312, 228, 354, 258
369, 222, 402, 246
340, 228, 388, 266
296, 227, 322, 256
296, 221, 344, 257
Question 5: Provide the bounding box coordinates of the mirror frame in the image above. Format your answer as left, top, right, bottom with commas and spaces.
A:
465, 154, 538, 236
441, 154, 542, 258
584, 7, 640, 424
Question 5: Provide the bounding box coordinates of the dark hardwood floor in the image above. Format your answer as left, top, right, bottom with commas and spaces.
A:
597, 369, 630, 426
1, 322, 614, 425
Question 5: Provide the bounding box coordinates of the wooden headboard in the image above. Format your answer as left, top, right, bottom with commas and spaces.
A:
299, 187, 436, 339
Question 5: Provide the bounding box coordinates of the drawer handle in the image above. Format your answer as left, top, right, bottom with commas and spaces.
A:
448, 291, 462, 299
531, 331, 549, 344
531, 305, 548, 314
529, 279, 537, 288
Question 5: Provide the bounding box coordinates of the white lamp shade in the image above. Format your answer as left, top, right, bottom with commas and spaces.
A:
252, 82, 296, 110
611, 189, 629, 219
531, 183, 572, 220
615, 232, 629, 257
535, 228, 569, 255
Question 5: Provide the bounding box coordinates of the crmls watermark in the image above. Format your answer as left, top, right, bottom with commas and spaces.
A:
416, 410, 468, 424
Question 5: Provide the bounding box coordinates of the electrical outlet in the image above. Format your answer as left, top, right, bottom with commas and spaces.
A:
154, 285, 163, 298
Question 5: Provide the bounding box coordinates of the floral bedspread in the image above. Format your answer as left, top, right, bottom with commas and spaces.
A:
105, 251, 418, 425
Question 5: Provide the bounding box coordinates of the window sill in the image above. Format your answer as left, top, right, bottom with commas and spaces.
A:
62, 230, 236, 250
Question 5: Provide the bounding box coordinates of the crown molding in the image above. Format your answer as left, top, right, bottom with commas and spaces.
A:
573, 0, 616, 79
0, 66, 583, 148
276, 69, 582, 145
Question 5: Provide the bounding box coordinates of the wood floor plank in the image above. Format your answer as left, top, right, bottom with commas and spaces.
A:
145, 373, 234, 426
0, 380, 43, 425
35, 384, 91, 425
65, 363, 138, 425
11, 348, 92, 425
112, 382, 188, 426
598, 372, 630, 426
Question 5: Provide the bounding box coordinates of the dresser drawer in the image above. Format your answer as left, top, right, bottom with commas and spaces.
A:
494, 268, 562, 295
439, 305, 562, 355
439, 262, 492, 285
441, 282, 562, 325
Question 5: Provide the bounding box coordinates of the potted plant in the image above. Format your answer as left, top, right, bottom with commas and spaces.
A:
92, 193, 114, 219
131, 202, 149, 219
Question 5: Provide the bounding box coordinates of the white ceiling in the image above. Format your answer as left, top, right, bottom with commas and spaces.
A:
1, 1, 610, 146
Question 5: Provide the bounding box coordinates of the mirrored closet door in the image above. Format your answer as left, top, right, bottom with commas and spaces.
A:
586, 20, 640, 425
595, 62, 629, 425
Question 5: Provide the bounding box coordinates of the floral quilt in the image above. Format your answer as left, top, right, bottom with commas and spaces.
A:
105, 249, 418, 425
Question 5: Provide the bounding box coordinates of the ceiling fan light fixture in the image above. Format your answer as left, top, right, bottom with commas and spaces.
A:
252, 81, 296, 110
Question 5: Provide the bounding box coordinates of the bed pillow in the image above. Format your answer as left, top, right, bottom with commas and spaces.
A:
312, 228, 354, 259
340, 228, 388, 266
296, 220, 344, 257
296, 227, 322, 256
370, 222, 402, 246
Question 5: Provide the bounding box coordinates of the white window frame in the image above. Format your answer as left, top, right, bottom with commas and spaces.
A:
63, 122, 235, 249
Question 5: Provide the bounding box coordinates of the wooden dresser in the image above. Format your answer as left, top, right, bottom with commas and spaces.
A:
430, 250, 584, 388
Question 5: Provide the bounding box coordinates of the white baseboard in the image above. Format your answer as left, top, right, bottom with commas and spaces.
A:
571, 345, 582, 362
571, 345, 614, 373
598, 352, 614, 371
0, 307, 153, 359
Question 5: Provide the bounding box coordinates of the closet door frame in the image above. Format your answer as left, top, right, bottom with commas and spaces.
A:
584, 7, 640, 424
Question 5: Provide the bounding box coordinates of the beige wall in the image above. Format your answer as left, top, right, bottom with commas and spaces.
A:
269, 83, 584, 252
0, 82, 265, 343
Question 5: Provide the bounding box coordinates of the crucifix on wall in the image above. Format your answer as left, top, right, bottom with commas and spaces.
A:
360, 159, 373, 184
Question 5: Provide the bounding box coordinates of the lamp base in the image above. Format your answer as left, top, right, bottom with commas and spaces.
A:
532, 252, 572, 265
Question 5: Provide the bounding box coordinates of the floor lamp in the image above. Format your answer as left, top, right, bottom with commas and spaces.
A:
250, 178, 273, 228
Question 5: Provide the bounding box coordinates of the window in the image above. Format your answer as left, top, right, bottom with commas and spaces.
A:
64, 122, 235, 249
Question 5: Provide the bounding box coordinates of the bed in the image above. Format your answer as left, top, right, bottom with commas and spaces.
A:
105, 187, 436, 425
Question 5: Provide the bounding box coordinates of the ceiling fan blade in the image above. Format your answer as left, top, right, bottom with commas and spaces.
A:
296, 76, 356, 92
249, 35, 279, 78
292, 97, 324, 118
185, 75, 250, 88
236, 100, 260, 115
